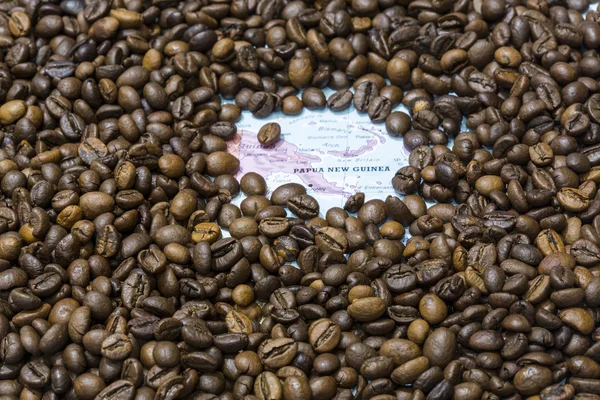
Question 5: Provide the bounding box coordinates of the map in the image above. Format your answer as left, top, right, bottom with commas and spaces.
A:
227, 89, 411, 213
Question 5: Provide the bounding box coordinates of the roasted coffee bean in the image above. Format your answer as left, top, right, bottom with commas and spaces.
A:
287, 194, 320, 219
257, 122, 281, 146
95, 380, 135, 400
258, 338, 298, 368
248, 92, 276, 118
254, 371, 282, 400
309, 318, 341, 353
327, 89, 353, 111
302, 88, 326, 110
368, 96, 392, 123
354, 80, 379, 112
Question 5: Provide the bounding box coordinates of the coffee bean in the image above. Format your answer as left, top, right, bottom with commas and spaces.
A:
302, 88, 326, 110
271, 183, 306, 205
282, 96, 304, 115
287, 194, 319, 219
225, 310, 253, 334
101, 334, 133, 361
283, 376, 311, 400
254, 371, 282, 400
74, 373, 106, 400
327, 89, 353, 111
347, 297, 386, 322
354, 80, 379, 112
95, 380, 135, 400
20, 361, 50, 389
257, 122, 281, 146
309, 318, 341, 353
258, 338, 298, 368
368, 96, 392, 123
315, 226, 348, 253
0, 100, 26, 125
289, 58, 313, 89
9, 11, 31, 37
205, 151, 240, 176
248, 92, 276, 118
192, 222, 222, 243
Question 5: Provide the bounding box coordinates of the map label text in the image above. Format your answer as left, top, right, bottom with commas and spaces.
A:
293, 166, 391, 174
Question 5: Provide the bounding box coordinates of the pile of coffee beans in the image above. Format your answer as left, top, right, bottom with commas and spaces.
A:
4, 0, 600, 399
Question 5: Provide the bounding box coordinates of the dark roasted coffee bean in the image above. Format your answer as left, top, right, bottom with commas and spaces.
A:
368, 96, 392, 123
248, 92, 276, 118
327, 89, 353, 111
287, 194, 319, 219
354, 80, 379, 112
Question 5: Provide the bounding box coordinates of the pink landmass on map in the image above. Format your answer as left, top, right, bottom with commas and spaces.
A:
364, 127, 387, 144
228, 130, 344, 194
328, 139, 378, 157
356, 124, 411, 158
226, 133, 241, 159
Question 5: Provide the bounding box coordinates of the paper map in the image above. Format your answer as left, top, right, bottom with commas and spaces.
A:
227, 89, 412, 213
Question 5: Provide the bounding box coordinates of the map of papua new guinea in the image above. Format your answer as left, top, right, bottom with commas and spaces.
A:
227, 104, 411, 212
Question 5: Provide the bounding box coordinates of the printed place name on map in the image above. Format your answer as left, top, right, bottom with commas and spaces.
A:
293, 166, 392, 173
317, 127, 347, 132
